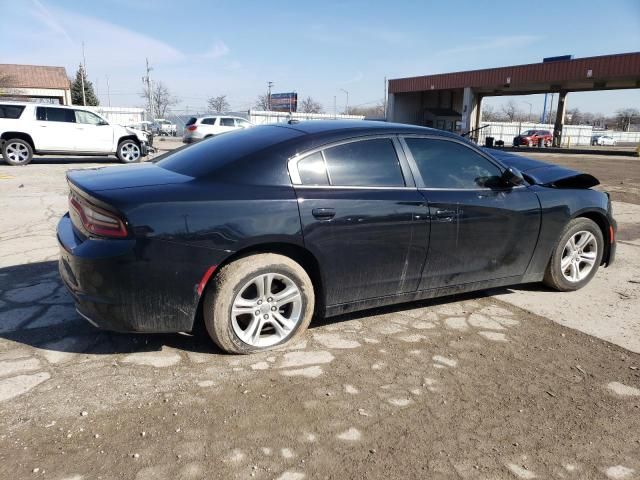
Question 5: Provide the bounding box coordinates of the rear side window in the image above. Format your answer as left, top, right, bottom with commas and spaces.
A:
221, 118, 235, 127
185, 117, 197, 126
201, 118, 217, 125
0, 105, 25, 119
322, 138, 405, 187
36, 107, 75, 123
298, 152, 329, 185
404, 138, 502, 189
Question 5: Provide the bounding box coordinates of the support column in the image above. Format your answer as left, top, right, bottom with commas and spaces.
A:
461, 87, 479, 139
386, 93, 395, 122
553, 91, 567, 147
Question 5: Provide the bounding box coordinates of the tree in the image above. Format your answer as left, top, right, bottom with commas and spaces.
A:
141, 81, 178, 118
207, 94, 230, 113
481, 104, 502, 122
70, 64, 99, 106
254, 94, 270, 110
615, 108, 640, 131
349, 101, 385, 118
500, 99, 521, 122
299, 96, 323, 113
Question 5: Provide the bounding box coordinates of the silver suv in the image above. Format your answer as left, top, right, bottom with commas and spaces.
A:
182, 115, 253, 143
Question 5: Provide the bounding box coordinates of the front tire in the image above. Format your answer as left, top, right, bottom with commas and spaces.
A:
543, 218, 604, 291
203, 254, 315, 354
117, 139, 141, 163
2, 139, 33, 166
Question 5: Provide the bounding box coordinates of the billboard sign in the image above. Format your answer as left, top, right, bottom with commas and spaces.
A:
270, 92, 297, 112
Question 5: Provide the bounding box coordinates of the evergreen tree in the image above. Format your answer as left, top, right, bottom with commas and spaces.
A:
70, 64, 99, 106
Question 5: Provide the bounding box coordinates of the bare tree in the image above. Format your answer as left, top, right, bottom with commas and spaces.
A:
616, 108, 640, 131
254, 94, 270, 110
141, 81, 179, 119
481, 104, 502, 122
349, 101, 385, 118
299, 96, 323, 113
207, 95, 230, 113
500, 99, 522, 122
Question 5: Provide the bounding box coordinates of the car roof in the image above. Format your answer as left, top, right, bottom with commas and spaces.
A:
0, 101, 94, 111
272, 119, 457, 138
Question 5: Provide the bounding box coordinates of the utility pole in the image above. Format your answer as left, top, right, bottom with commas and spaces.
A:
81, 42, 87, 106
267, 81, 274, 111
522, 101, 532, 123
340, 88, 349, 115
143, 58, 154, 120
384, 76, 387, 119
333, 96, 337, 118
106, 75, 111, 107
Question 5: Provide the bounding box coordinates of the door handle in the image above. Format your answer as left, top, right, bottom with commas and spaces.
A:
312, 208, 336, 220
435, 209, 457, 222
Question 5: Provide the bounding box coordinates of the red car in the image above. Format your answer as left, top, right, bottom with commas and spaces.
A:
513, 129, 552, 147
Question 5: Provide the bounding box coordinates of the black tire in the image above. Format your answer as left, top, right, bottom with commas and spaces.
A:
116, 139, 142, 163
2, 138, 33, 166
203, 253, 315, 354
543, 218, 604, 291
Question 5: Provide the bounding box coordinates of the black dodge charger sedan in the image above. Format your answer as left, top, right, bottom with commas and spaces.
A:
58, 121, 616, 353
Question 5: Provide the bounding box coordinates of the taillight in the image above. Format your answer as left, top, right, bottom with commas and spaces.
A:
69, 190, 128, 238
186, 125, 197, 131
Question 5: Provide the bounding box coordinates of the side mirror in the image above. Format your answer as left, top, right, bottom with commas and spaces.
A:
502, 167, 525, 187
99, 120, 109, 126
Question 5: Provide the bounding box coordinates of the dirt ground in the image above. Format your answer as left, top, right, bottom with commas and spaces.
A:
0, 149, 639, 479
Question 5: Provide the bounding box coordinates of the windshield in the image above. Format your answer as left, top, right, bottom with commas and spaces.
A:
522, 130, 537, 136
157, 125, 302, 177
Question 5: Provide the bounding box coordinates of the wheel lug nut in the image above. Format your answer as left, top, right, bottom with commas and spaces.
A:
257, 300, 262, 305
263, 314, 269, 319
267, 297, 273, 302
255, 310, 260, 316
271, 306, 276, 311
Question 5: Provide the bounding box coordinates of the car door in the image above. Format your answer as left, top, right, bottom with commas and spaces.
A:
34, 106, 77, 151
400, 136, 540, 290
73, 110, 114, 153
290, 136, 429, 306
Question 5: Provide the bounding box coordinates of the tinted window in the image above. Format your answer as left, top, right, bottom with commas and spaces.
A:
298, 152, 329, 185
185, 117, 197, 126
0, 105, 25, 119
221, 118, 235, 127
323, 139, 404, 187
158, 125, 302, 177
201, 118, 217, 125
404, 138, 502, 189
75, 110, 105, 125
38, 107, 75, 123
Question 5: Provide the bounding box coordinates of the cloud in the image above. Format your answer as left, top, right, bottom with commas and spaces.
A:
437, 35, 541, 56
201, 41, 230, 59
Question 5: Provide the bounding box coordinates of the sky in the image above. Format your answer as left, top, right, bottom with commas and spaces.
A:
1, 0, 639, 117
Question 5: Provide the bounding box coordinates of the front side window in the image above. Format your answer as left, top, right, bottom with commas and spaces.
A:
404, 138, 502, 189
37, 107, 75, 123
298, 152, 329, 185
0, 105, 25, 119
75, 110, 105, 125
235, 119, 251, 128
322, 138, 405, 187
221, 118, 235, 127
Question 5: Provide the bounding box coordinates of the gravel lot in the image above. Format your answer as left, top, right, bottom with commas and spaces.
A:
0, 149, 639, 479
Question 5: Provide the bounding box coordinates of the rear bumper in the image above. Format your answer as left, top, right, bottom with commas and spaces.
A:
57, 213, 223, 333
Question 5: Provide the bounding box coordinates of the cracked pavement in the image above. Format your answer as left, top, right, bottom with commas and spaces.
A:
0, 154, 639, 479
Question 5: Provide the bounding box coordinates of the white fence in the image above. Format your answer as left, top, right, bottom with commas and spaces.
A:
86, 106, 146, 127
248, 110, 364, 125
478, 121, 640, 146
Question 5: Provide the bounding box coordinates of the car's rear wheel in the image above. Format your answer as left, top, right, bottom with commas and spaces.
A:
543, 218, 604, 291
2, 139, 33, 166
117, 139, 141, 163
203, 253, 315, 354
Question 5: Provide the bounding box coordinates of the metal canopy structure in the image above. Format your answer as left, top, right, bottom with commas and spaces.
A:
387, 52, 640, 145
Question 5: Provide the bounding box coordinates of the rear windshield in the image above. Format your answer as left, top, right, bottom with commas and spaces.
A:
157, 125, 302, 177
0, 105, 25, 119
185, 117, 197, 126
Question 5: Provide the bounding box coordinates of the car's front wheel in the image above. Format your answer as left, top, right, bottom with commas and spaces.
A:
2, 138, 33, 166
117, 139, 141, 163
543, 218, 604, 291
203, 253, 315, 354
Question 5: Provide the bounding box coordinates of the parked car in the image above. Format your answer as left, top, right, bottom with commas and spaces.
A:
513, 129, 552, 147
592, 135, 616, 146
58, 121, 616, 354
154, 118, 177, 136
0, 102, 150, 165
183, 115, 253, 143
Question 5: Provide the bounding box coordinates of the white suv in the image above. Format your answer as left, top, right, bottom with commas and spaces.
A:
183, 115, 252, 143
0, 102, 150, 166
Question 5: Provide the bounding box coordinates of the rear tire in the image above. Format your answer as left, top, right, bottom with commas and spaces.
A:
543, 218, 604, 291
203, 254, 315, 354
2, 139, 33, 166
117, 139, 141, 163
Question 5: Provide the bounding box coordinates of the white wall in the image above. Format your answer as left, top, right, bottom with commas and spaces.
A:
85, 106, 146, 126
248, 110, 364, 125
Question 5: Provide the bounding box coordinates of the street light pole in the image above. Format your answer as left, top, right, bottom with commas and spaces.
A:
340, 88, 349, 115
522, 101, 532, 122
267, 81, 274, 111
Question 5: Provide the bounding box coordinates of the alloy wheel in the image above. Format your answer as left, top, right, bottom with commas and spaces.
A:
5, 142, 30, 164
560, 230, 598, 282
120, 143, 141, 162
231, 273, 303, 348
